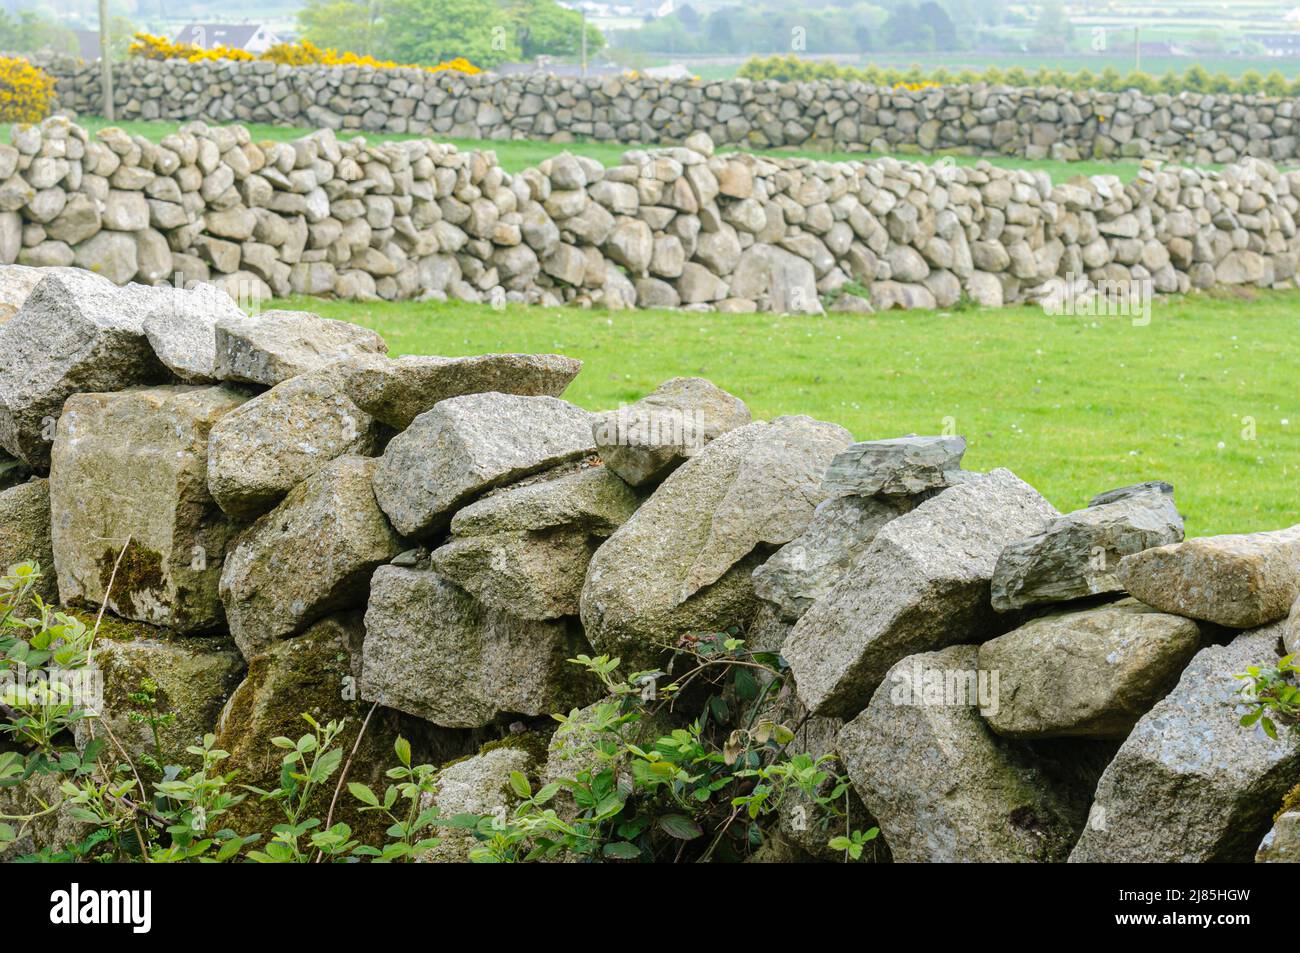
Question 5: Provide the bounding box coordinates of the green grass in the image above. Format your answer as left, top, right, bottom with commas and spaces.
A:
6, 116, 1154, 183
272, 287, 1300, 539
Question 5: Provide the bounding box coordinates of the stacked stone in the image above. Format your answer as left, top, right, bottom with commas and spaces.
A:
31, 53, 1300, 165
1, 265, 1298, 863
3, 116, 1300, 313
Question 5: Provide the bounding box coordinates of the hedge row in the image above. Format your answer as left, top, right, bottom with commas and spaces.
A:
737, 54, 1300, 97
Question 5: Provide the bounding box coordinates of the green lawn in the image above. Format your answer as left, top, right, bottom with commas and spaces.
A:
271, 287, 1300, 539
8, 116, 1153, 183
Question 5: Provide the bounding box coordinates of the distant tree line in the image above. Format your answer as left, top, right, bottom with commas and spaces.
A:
611, 0, 1042, 56
297, 0, 605, 69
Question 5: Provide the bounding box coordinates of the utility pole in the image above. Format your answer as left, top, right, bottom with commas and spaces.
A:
581, 9, 588, 78
1134, 25, 1141, 74
98, 0, 114, 121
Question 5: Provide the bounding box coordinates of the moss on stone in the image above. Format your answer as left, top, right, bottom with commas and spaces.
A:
213, 613, 466, 850
97, 540, 166, 620
1277, 781, 1300, 820
61, 606, 172, 643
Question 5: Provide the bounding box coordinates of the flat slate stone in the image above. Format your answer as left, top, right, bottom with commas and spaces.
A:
820, 434, 966, 497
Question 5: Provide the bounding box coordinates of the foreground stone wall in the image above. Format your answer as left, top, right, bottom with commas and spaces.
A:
1, 267, 1298, 862
36, 55, 1300, 166
2, 115, 1299, 313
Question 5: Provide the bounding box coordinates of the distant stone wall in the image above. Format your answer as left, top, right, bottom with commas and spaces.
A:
34, 53, 1300, 165
2, 114, 1299, 313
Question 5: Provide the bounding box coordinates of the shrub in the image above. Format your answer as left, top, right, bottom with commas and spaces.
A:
127, 32, 480, 76
735, 54, 1300, 97
0, 55, 55, 123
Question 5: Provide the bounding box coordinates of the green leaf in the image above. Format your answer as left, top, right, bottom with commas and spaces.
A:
394, 735, 412, 767
657, 814, 703, 840
508, 770, 532, 799
348, 782, 380, 807
602, 841, 640, 859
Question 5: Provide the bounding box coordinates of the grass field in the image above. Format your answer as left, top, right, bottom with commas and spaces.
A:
4, 117, 1153, 183
271, 286, 1300, 539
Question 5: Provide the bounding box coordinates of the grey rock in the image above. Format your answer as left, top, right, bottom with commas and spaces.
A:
0, 271, 169, 466
422, 747, 537, 862
360, 565, 595, 727
341, 352, 582, 430
581, 416, 852, 671
0, 478, 56, 602
991, 489, 1184, 611
142, 283, 248, 383
591, 377, 751, 487
752, 495, 918, 622
821, 434, 966, 497
373, 393, 595, 538
50, 385, 247, 632
838, 644, 1102, 862
207, 364, 379, 520
213, 309, 387, 386
1257, 811, 1300, 862
783, 469, 1059, 718
978, 598, 1202, 739
219, 455, 403, 659
1070, 625, 1300, 862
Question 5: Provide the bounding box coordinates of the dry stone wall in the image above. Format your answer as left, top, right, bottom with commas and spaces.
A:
1, 267, 1298, 862
36, 54, 1300, 166
2, 115, 1300, 314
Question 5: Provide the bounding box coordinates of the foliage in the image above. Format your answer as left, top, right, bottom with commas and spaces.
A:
0, 56, 56, 124
0, 560, 441, 863
0, 10, 77, 56
453, 637, 876, 863
127, 32, 481, 76
736, 54, 1300, 98
1235, 654, 1300, 741
295, 0, 601, 69
377, 0, 518, 69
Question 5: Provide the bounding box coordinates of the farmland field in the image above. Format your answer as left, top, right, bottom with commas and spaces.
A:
274, 287, 1300, 539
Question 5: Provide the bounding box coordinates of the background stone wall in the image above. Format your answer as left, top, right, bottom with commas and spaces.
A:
2, 115, 1298, 313
37, 54, 1300, 165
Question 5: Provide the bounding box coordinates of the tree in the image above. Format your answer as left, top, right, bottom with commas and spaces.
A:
505, 0, 604, 60
298, 0, 379, 56
0, 10, 77, 54
882, 3, 934, 51
380, 0, 520, 67
918, 2, 957, 51
1030, 0, 1071, 53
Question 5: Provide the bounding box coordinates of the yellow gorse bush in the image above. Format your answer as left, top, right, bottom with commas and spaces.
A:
0, 56, 57, 123
128, 33, 480, 76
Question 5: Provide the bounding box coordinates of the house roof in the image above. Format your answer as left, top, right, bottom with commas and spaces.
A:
173, 23, 266, 50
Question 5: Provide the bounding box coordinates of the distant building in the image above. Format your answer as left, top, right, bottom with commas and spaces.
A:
173, 23, 283, 54
72, 29, 104, 61
1244, 32, 1300, 57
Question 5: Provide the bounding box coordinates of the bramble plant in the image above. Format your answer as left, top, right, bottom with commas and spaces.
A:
454, 635, 877, 863
3, 557, 870, 862
0, 559, 444, 863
